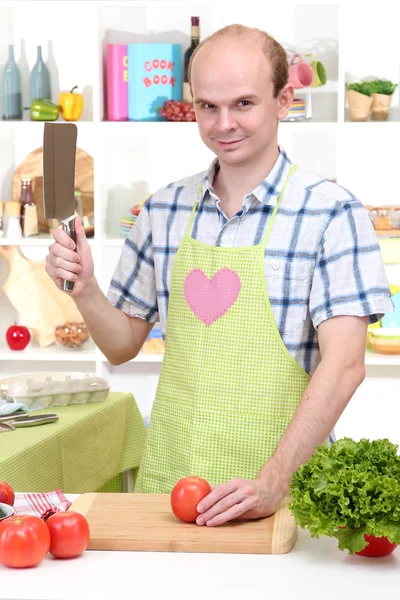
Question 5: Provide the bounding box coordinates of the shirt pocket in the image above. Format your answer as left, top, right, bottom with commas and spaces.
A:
264, 258, 313, 333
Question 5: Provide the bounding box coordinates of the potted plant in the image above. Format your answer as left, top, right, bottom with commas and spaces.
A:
370, 79, 398, 121
346, 81, 373, 121
289, 438, 400, 556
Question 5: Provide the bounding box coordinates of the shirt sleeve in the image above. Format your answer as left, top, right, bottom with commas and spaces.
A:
310, 200, 394, 328
107, 200, 159, 323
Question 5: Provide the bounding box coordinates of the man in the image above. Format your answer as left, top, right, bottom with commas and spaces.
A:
45, 25, 393, 527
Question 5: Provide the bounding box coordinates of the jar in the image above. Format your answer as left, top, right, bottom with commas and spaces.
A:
374, 208, 392, 230
364, 205, 376, 227
54, 321, 89, 349
389, 206, 400, 230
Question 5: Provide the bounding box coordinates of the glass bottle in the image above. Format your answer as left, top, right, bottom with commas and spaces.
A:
1, 45, 22, 120
19, 177, 38, 236
183, 17, 200, 103
30, 45, 51, 102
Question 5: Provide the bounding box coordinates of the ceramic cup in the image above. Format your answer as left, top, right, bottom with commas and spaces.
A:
289, 54, 314, 89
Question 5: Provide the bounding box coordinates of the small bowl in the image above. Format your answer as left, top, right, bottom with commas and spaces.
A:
369, 327, 400, 355
54, 321, 90, 350
0, 502, 15, 521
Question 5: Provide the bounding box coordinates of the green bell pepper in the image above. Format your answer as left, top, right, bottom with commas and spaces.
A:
29, 98, 60, 121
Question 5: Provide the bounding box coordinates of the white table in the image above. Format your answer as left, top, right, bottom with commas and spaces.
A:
1, 494, 399, 600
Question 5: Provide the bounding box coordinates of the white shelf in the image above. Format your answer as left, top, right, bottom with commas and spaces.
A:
131, 353, 163, 363
101, 237, 126, 247
365, 350, 400, 366
99, 351, 163, 363
0, 346, 97, 362
1, 346, 397, 367
0, 234, 96, 247
344, 106, 400, 123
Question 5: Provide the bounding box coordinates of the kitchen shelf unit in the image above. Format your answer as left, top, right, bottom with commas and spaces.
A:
1, 348, 399, 366
0, 0, 399, 431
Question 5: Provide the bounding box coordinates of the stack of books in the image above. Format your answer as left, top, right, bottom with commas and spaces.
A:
106, 43, 182, 121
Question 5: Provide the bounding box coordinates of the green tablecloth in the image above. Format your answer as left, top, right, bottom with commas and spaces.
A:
0, 392, 147, 494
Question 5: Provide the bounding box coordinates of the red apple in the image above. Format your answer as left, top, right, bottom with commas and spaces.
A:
6, 324, 30, 351
0, 481, 15, 506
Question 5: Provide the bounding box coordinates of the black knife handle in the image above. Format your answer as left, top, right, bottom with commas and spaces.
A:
62, 217, 76, 293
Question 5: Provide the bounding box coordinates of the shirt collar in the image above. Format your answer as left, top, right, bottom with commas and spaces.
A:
198, 146, 292, 207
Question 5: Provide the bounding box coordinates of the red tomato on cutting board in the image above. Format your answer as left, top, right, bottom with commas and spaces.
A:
171, 476, 212, 523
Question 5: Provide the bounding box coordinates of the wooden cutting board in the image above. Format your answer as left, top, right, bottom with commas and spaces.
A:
0, 246, 82, 346
69, 493, 297, 554
12, 146, 93, 233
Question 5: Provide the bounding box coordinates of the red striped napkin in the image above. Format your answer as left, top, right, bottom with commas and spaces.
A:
13, 489, 72, 520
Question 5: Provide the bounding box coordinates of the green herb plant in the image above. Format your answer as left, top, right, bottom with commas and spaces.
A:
346, 82, 374, 96
370, 79, 398, 95
346, 80, 398, 96
289, 438, 400, 554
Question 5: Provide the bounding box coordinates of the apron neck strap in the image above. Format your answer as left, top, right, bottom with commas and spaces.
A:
184, 182, 204, 237
186, 164, 298, 242
260, 163, 298, 249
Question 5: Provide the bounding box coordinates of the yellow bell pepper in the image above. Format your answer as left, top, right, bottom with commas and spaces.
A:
59, 86, 84, 121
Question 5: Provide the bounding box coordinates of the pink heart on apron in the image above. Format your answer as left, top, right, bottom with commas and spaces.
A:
184, 268, 241, 326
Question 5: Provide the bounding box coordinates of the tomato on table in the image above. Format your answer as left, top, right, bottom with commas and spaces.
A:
46, 511, 90, 559
0, 515, 50, 568
0, 481, 14, 507
171, 476, 212, 523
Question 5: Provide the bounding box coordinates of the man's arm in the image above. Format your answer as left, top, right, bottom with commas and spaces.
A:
195, 315, 367, 526
258, 314, 367, 492
75, 277, 154, 365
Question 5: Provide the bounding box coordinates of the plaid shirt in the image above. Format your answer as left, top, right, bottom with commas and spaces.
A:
107, 147, 393, 378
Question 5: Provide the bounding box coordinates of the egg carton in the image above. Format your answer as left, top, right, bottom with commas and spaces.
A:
0, 372, 110, 410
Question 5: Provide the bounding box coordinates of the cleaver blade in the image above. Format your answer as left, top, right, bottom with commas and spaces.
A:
43, 122, 78, 292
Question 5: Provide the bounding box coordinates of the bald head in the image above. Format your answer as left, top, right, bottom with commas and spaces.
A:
188, 24, 288, 99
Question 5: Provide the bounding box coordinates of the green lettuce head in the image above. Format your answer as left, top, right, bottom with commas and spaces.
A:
289, 438, 400, 554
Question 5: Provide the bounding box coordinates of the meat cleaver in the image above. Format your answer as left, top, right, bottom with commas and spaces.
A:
43, 122, 78, 293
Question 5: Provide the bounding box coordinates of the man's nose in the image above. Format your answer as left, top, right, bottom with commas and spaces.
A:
215, 108, 236, 131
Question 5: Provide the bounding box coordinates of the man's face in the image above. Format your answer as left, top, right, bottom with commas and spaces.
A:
191, 40, 292, 168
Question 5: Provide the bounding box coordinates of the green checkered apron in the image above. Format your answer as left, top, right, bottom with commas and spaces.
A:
135, 164, 310, 493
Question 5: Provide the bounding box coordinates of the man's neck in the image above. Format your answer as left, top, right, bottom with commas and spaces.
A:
212, 144, 281, 218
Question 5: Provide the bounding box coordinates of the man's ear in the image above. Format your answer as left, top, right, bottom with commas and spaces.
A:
277, 83, 295, 120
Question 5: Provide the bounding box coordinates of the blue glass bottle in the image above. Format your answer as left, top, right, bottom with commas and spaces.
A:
2, 44, 22, 120
30, 45, 51, 102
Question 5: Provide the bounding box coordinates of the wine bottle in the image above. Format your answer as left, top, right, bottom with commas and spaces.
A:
1, 45, 22, 120
183, 16, 200, 103
30, 45, 51, 102
19, 177, 38, 236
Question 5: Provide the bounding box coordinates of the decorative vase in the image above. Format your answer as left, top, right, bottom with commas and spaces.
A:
30, 45, 51, 102
371, 93, 393, 121
346, 89, 372, 121
1, 44, 22, 120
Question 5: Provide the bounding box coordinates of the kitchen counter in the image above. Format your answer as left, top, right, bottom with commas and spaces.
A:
1, 494, 399, 600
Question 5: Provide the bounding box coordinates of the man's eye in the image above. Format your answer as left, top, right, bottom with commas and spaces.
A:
239, 100, 250, 107
203, 103, 215, 109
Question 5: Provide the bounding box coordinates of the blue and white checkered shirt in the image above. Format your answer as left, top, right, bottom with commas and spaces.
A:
107, 147, 393, 378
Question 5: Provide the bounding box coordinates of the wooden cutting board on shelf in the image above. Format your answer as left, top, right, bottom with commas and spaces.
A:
12, 146, 93, 233
69, 493, 297, 555
0, 245, 82, 346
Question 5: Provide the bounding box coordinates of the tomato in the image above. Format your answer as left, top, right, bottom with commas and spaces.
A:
0, 481, 14, 507
0, 515, 50, 568
355, 534, 397, 557
170, 476, 212, 523
46, 511, 90, 559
